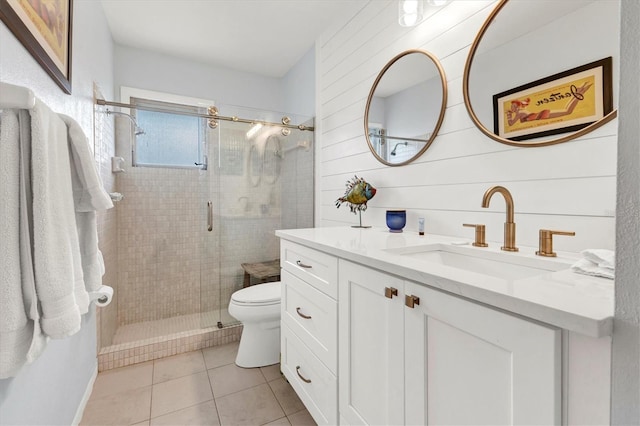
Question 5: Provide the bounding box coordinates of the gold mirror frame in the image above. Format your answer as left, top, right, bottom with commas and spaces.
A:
364, 49, 448, 167
462, 0, 618, 148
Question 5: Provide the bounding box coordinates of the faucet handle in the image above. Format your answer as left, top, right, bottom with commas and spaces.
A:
536, 229, 575, 257
463, 223, 488, 247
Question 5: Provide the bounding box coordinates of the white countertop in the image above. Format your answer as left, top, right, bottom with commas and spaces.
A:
276, 227, 614, 338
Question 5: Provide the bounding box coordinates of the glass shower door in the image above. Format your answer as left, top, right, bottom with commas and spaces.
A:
201, 107, 314, 328
199, 116, 223, 330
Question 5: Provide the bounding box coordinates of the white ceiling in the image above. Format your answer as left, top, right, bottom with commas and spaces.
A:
100, 0, 365, 78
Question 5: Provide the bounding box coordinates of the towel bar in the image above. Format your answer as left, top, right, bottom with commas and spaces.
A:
0, 82, 36, 109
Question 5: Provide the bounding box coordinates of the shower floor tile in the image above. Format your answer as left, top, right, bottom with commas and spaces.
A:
82, 345, 316, 426
113, 311, 228, 345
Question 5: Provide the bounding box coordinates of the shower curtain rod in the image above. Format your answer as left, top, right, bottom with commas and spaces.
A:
95, 99, 315, 132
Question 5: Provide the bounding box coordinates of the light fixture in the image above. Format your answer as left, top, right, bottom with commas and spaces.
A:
398, 0, 424, 27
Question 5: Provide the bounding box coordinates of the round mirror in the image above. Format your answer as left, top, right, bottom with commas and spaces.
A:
364, 49, 447, 166
463, 0, 618, 147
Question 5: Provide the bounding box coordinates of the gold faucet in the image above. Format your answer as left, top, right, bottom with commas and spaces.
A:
481, 186, 518, 252
537, 229, 575, 257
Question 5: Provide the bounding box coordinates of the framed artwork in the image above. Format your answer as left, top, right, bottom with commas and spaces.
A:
0, 0, 73, 93
493, 57, 613, 142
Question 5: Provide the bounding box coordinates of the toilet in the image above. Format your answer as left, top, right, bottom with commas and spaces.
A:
228, 281, 281, 368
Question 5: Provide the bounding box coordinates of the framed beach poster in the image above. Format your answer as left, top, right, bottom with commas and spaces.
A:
0, 0, 73, 93
493, 57, 613, 142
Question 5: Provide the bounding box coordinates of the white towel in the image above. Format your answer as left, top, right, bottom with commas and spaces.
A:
0, 110, 31, 378
581, 249, 615, 270
59, 115, 113, 212
571, 258, 615, 280
30, 99, 84, 338
59, 114, 113, 294
17, 109, 48, 365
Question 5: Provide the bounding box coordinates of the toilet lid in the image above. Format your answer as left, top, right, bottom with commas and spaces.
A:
231, 281, 281, 305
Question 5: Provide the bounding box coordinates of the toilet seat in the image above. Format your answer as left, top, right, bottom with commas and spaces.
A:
231, 281, 281, 306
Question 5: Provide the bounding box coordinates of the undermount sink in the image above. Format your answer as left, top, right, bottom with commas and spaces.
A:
384, 244, 572, 281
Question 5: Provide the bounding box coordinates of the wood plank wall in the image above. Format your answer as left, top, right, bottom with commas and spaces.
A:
315, 0, 618, 252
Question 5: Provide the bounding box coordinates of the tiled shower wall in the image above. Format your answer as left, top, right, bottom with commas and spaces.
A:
106, 113, 314, 339
281, 119, 315, 230
115, 118, 209, 326
113, 118, 315, 326
94, 102, 119, 348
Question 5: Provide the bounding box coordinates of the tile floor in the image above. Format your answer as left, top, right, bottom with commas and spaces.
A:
81, 342, 316, 425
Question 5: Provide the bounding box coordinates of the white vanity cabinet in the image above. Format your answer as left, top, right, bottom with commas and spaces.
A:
277, 227, 612, 426
339, 260, 561, 425
280, 240, 338, 425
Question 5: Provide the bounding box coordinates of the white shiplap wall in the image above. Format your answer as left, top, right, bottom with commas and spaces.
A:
315, 0, 618, 253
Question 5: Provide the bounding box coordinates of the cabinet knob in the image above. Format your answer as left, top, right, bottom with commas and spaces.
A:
296, 260, 312, 268
536, 229, 575, 257
405, 294, 420, 308
463, 223, 488, 247
384, 287, 398, 299
296, 366, 312, 383
296, 307, 312, 319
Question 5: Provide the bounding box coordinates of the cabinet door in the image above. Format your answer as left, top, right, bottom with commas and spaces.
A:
339, 260, 404, 426
404, 281, 561, 425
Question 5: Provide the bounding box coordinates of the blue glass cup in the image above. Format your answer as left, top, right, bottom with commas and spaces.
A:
386, 210, 406, 233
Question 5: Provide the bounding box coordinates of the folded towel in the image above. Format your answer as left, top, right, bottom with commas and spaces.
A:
59, 114, 113, 212
571, 258, 615, 280
59, 114, 113, 294
581, 249, 615, 270
30, 99, 83, 338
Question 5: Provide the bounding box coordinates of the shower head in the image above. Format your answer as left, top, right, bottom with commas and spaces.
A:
390, 141, 408, 156
105, 109, 145, 136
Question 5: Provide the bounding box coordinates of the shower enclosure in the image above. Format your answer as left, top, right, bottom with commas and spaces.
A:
96, 98, 313, 369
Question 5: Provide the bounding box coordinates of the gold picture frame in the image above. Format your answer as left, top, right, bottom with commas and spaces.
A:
493, 57, 613, 142
0, 0, 73, 93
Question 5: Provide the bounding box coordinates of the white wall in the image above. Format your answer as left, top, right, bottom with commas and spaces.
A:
114, 45, 285, 114
0, 1, 114, 424
115, 43, 317, 122
315, 0, 618, 253
612, 1, 640, 424
281, 46, 315, 118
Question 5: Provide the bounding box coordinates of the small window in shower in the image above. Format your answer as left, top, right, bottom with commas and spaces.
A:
131, 97, 207, 169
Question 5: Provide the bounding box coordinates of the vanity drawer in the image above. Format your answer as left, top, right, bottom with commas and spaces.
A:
282, 270, 337, 372
281, 324, 337, 426
281, 240, 338, 299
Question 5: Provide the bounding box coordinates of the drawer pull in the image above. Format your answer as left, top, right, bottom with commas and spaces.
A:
384, 287, 398, 299
405, 295, 420, 308
296, 260, 312, 269
296, 366, 312, 383
296, 307, 312, 319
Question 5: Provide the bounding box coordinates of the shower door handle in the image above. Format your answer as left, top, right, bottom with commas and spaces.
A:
207, 201, 213, 232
